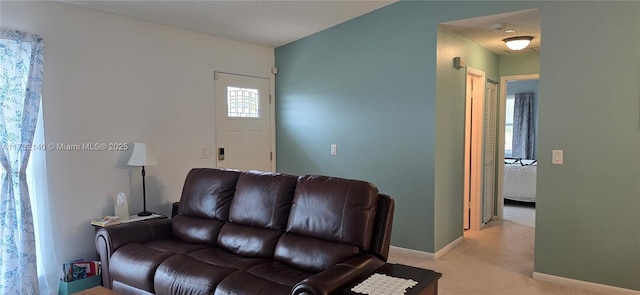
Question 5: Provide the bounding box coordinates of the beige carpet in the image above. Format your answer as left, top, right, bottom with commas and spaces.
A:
388, 204, 611, 295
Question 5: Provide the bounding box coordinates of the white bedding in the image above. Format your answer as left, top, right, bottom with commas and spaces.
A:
504, 161, 537, 202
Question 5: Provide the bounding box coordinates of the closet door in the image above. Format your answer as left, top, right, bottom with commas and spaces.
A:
482, 81, 498, 224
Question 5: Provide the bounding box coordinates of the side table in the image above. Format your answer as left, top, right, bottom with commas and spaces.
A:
92, 213, 166, 229
120, 213, 166, 224
344, 263, 442, 295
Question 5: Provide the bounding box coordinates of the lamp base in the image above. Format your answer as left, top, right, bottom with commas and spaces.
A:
137, 211, 153, 217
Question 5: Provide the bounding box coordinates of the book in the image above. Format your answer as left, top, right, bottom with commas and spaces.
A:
61, 260, 101, 282
91, 215, 121, 227
61, 259, 82, 282
72, 261, 100, 280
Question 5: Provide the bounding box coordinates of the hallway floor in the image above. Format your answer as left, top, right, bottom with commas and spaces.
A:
388, 204, 612, 295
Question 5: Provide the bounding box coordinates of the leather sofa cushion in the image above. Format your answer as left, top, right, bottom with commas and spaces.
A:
109, 243, 175, 293
274, 233, 359, 272
217, 222, 282, 258
144, 239, 209, 254
229, 171, 297, 230
247, 261, 314, 287
287, 175, 379, 249
154, 254, 237, 295
188, 248, 268, 270
172, 215, 225, 245
215, 171, 296, 257
214, 271, 292, 295
178, 168, 239, 219
173, 168, 240, 244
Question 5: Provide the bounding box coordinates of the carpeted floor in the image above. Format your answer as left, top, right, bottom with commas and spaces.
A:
388, 204, 612, 295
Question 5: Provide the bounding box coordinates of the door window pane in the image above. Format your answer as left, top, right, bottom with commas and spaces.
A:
227, 87, 259, 118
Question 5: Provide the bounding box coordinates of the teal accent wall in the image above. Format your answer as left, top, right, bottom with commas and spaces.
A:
276, 1, 640, 290
500, 51, 540, 77
275, 2, 438, 251
535, 2, 640, 290
435, 27, 499, 250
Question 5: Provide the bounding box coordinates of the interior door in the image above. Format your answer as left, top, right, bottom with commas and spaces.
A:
214, 72, 272, 171
464, 68, 486, 230
482, 81, 498, 224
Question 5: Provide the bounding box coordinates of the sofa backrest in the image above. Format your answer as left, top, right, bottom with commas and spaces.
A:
172, 168, 240, 245
217, 171, 297, 258
273, 175, 379, 272
173, 168, 394, 269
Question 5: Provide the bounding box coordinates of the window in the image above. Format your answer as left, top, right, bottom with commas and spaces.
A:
504, 95, 514, 157
227, 87, 260, 118
1, 31, 56, 295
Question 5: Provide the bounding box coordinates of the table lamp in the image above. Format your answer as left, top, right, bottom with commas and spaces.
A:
127, 143, 159, 216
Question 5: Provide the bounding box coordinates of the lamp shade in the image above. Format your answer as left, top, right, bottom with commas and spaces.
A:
503, 36, 533, 51
127, 143, 159, 166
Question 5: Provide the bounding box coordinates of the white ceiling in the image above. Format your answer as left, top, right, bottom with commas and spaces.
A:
57, 0, 397, 48
441, 8, 541, 55
55, 1, 539, 53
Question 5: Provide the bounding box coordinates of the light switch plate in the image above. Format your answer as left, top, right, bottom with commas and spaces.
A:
199, 146, 212, 159
552, 150, 563, 164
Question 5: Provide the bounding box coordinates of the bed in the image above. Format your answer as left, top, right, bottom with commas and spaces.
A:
503, 158, 537, 203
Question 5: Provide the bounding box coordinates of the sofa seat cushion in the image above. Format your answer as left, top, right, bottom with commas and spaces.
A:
154, 254, 237, 295
109, 243, 175, 293
274, 233, 359, 272
213, 271, 292, 295
111, 280, 155, 295
217, 222, 282, 258
187, 247, 268, 271
247, 261, 314, 287
144, 239, 210, 254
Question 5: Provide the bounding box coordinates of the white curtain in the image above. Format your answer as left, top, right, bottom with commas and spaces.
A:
28, 106, 58, 295
0, 30, 44, 294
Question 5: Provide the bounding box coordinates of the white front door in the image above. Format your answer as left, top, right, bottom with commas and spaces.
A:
214, 72, 272, 171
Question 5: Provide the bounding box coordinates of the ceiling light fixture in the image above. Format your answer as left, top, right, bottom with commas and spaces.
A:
503, 36, 534, 51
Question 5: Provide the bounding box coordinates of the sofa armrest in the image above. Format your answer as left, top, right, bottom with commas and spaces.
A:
291, 254, 385, 295
95, 219, 172, 288
370, 194, 394, 260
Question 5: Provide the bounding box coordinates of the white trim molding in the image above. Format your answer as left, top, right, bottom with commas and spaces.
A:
390, 245, 435, 261
434, 236, 464, 259
533, 272, 640, 295
390, 236, 465, 261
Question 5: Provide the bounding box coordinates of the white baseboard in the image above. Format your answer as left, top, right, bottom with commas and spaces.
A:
390, 236, 465, 261
434, 236, 464, 259
389, 245, 435, 260
533, 272, 640, 295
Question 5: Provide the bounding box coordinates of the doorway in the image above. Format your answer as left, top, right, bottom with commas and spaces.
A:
496, 75, 539, 220
214, 72, 274, 171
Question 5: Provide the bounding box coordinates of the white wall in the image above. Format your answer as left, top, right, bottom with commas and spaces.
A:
1, 0, 274, 262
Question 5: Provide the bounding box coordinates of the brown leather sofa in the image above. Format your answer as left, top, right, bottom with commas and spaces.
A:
95, 168, 394, 295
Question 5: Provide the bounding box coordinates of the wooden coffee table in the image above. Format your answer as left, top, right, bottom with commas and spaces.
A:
344, 263, 442, 295
72, 286, 118, 295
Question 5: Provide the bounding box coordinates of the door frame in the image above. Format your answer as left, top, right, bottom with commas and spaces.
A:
212, 70, 277, 172
464, 67, 486, 231
496, 74, 539, 219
